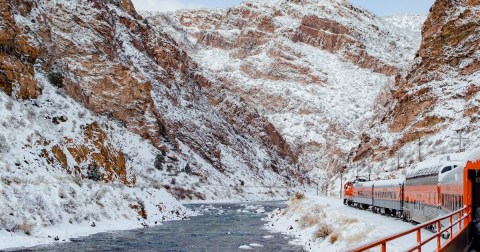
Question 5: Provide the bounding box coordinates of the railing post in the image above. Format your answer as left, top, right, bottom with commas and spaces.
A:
449, 215, 453, 241
466, 206, 471, 227
436, 221, 441, 250
417, 229, 422, 252
458, 212, 462, 229
381, 242, 386, 252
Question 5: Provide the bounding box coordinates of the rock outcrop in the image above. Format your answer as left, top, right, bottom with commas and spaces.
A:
0, 0, 41, 99
355, 0, 480, 171
148, 0, 423, 178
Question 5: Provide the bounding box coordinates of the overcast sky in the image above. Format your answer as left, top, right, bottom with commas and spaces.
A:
131, 0, 435, 16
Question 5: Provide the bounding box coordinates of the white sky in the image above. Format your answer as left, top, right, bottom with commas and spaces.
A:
131, 0, 435, 15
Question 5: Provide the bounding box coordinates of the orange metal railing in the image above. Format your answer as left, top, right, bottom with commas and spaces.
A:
348, 206, 471, 252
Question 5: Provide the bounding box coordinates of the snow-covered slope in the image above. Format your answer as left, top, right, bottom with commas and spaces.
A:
0, 0, 304, 248
0, 72, 188, 249
145, 0, 424, 182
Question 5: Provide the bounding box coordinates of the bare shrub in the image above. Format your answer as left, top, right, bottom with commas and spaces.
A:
299, 213, 320, 228
0, 134, 10, 154
27, 108, 36, 122
72, 176, 83, 187
19, 222, 33, 235
154, 154, 165, 171
314, 223, 333, 239
58, 188, 66, 199
291, 192, 305, 201
63, 199, 78, 214
78, 111, 86, 119
329, 232, 340, 244
151, 182, 163, 189
5, 100, 14, 111
48, 72, 64, 88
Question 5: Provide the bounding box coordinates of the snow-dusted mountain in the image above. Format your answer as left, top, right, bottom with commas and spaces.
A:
0, 0, 301, 245
145, 0, 424, 182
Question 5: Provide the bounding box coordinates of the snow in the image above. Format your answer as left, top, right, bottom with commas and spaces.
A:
265, 194, 439, 251
0, 64, 190, 249
466, 147, 480, 164
360, 178, 404, 187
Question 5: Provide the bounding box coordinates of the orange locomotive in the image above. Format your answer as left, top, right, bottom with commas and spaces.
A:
343, 153, 469, 225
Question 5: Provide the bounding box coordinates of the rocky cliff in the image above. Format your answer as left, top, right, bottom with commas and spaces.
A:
0, 0, 302, 244
353, 0, 480, 176
146, 0, 424, 181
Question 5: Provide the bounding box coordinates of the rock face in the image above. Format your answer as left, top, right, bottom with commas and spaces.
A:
0, 0, 41, 99
148, 0, 423, 178
355, 0, 480, 171
2, 0, 299, 189
45, 122, 134, 186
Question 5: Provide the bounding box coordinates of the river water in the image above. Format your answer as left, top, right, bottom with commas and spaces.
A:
20, 202, 304, 252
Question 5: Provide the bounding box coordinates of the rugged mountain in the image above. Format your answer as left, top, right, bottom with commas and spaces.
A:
146, 0, 424, 180
353, 0, 480, 174
0, 0, 301, 243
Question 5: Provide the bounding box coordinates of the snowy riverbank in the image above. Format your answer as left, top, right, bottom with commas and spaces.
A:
264, 194, 438, 251
0, 185, 191, 251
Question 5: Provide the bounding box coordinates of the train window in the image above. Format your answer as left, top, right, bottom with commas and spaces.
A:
450, 195, 453, 210
441, 166, 452, 173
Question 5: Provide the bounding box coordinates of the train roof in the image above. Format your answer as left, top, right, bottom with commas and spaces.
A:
406, 152, 467, 180
466, 147, 480, 164
355, 178, 403, 187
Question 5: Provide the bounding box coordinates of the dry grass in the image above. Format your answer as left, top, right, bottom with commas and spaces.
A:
291, 192, 305, 201
314, 223, 333, 239
340, 217, 358, 225
19, 222, 33, 235
329, 232, 340, 244
345, 232, 363, 244
299, 212, 321, 228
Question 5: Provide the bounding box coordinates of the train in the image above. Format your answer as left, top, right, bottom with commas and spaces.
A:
343, 151, 480, 233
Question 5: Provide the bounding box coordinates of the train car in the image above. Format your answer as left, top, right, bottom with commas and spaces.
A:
403, 154, 465, 224
371, 179, 404, 216
342, 149, 480, 243
352, 180, 373, 209
438, 156, 465, 215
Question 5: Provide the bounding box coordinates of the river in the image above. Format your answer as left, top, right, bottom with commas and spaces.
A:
18, 202, 304, 251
